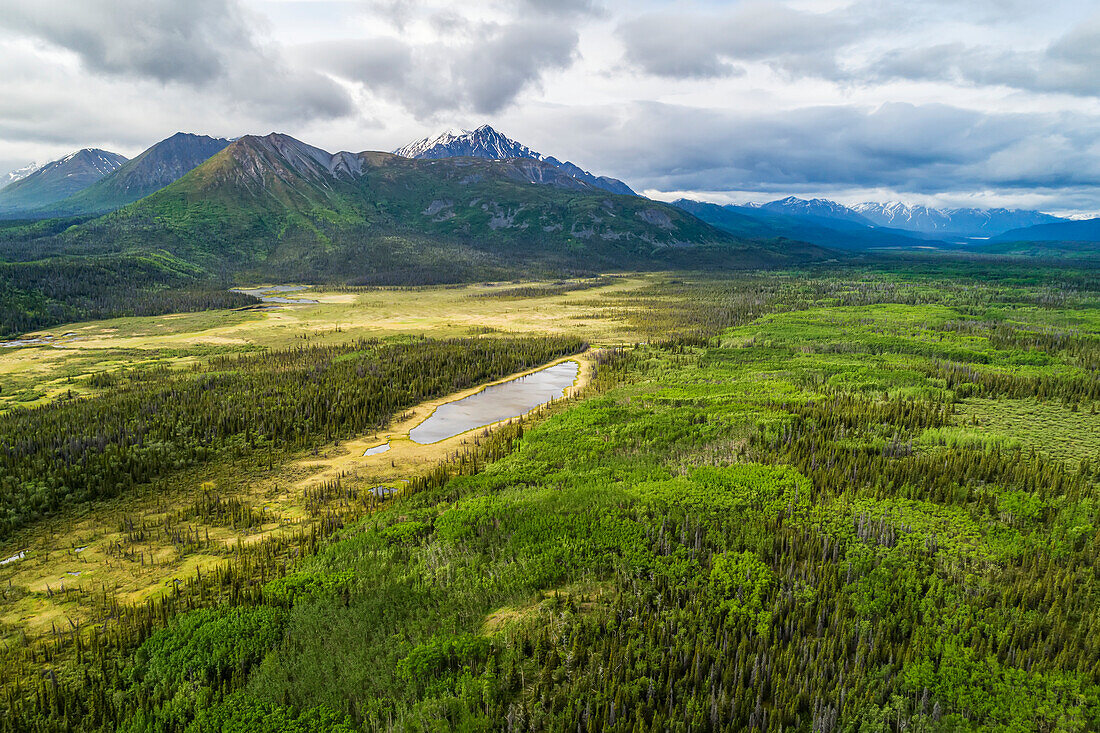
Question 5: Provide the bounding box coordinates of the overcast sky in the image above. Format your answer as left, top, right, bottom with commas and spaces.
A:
2, 0, 1099, 214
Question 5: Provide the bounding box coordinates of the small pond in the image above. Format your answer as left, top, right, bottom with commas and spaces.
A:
409, 361, 579, 444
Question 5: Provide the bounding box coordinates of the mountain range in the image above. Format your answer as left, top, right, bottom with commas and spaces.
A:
5, 132, 826, 290
993, 218, 1100, 243
850, 202, 1065, 238
673, 199, 939, 252
668, 195, 1100, 254
3, 123, 1099, 338
2, 161, 41, 188
394, 125, 636, 196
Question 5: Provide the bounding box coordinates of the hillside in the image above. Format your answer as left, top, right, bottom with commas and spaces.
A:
37, 133, 829, 283
992, 216, 1100, 243
0, 149, 126, 216
46, 132, 230, 215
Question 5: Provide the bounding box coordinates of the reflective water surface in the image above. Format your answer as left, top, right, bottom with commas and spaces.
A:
409, 361, 578, 444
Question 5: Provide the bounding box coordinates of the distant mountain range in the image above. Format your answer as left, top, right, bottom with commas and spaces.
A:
754, 196, 1067, 239
993, 217, 1100, 243
850, 202, 1065, 238
394, 125, 636, 196
759, 197, 875, 228
674, 199, 939, 252
0, 149, 127, 216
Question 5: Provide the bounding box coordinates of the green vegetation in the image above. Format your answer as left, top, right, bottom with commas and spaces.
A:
1, 265, 1099, 731
0, 335, 582, 541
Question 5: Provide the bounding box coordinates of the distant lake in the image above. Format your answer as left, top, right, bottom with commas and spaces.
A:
409, 361, 579, 444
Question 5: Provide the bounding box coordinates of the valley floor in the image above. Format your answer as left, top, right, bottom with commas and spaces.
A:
1, 265, 1099, 731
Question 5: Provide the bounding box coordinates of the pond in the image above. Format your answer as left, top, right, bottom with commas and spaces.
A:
409, 360, 579, 444
230, 285, 318, 304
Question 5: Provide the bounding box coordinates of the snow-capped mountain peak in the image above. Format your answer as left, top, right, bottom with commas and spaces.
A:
393, 124, 539, 161
760, 196, 872, 225
393, 124, 636, 196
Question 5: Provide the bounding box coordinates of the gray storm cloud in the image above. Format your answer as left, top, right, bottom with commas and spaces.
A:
304, 12, 583, 119
0, 0, 353, 121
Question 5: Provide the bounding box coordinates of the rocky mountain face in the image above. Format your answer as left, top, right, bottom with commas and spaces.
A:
0, 149, 127, 216
394, 125, 636, 196
48, 133, 231, 215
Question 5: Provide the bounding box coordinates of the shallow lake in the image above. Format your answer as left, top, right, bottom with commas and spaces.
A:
409, 361, 579, 444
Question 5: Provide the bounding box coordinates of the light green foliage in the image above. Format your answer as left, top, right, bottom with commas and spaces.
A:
186, 697, 357, 733
122, 607, 287, 730
710, 551, 776, 633
264, 571, 356, 607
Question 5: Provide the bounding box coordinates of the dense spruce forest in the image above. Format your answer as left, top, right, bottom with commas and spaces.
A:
1, 263, 1099, 731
